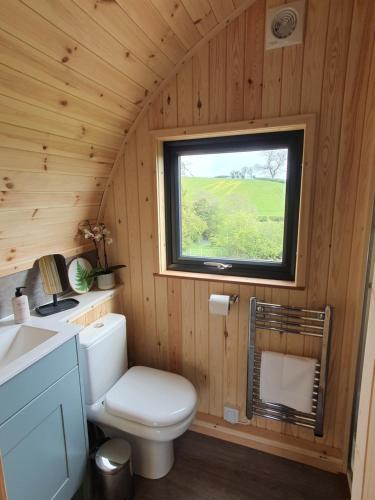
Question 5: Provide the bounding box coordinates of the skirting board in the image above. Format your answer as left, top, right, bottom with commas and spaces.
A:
190, 413, 344, 474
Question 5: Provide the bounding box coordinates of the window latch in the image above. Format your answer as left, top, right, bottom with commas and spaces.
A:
203, 262, 232, 271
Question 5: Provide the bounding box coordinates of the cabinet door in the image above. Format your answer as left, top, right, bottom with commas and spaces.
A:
0, 367, 87, 500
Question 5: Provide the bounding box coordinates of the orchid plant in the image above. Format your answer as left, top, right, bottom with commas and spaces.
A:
78, 220, 126, 277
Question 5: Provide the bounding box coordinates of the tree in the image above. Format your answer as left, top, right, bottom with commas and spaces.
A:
193, 198, 219, 240
210, 210, 283, 261
261, 150, 287, 179
181, 188, 207, 251
230, 169, 242, 178
230, 167, 254, 179
241, 166, 253, 179
180, 158, 194, 177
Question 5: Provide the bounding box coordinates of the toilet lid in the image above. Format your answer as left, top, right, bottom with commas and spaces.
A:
105, 366, 197, 427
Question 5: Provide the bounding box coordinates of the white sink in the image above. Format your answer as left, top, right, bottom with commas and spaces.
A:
0, 325, 57, 369
0, 306, 83, 387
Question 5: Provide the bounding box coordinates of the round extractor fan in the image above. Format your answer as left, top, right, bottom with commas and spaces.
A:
265, 0, 305, 50
271, 8, 298, 39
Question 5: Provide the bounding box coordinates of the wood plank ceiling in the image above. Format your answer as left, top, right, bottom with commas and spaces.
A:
0, 0, 250, 276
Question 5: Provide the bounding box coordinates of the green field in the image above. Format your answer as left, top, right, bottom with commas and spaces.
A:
182, 177, 286, 217
181, 176, 286, 261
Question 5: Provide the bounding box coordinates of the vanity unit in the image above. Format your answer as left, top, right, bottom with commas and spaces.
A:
0, 287, 124, 500
0, 319, 88, 500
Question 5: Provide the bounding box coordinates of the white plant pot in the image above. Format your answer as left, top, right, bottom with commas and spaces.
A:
97, 272, 115, 290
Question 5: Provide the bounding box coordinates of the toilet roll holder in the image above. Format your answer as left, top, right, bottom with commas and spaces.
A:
227, 295, 239, 313
229, 295, 239, 305
208, 294, 239, 315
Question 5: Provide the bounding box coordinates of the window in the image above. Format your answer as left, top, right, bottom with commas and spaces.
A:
163, 129, 305, 281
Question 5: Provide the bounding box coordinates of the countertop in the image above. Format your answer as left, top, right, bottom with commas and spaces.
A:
0, 287, 122, 386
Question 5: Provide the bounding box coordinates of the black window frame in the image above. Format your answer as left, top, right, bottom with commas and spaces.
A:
163, 129, 304, 281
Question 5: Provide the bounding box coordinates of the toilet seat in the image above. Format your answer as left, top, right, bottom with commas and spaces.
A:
86, 398, 196, 442
105, 366, 197, 427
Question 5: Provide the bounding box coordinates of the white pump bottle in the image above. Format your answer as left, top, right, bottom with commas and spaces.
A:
12, 287, 31, 324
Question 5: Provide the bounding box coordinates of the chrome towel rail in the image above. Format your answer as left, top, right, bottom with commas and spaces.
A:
246, 298, 332, 437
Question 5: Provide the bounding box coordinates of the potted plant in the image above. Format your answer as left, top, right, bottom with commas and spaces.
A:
78, 220, 126, 290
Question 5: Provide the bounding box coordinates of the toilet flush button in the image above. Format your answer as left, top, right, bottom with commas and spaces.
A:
94, 322, 104, 328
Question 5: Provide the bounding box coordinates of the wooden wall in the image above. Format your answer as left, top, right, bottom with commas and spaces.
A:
0, 0, 249, 277
0, 455, 6, 500
103, 0, 375, 472
350, 41, 375, 498
68, 286, 124, 327
352, 245, 375, 499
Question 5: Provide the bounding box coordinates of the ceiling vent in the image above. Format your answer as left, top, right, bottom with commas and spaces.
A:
265, 0, 305, 50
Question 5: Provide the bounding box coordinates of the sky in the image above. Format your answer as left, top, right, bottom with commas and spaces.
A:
180, 149, 288, 179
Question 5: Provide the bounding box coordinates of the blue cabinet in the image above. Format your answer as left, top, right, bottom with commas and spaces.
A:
0, 337, 88, 500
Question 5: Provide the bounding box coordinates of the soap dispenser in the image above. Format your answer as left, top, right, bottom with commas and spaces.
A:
12, 287, 31, 324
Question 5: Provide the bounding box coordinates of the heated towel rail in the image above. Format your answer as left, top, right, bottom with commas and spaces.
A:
246, 297, 332, 437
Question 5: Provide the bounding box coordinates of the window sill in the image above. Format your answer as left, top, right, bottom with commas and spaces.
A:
154, 270, 304, 289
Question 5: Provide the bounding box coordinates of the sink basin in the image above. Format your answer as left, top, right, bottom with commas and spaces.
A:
0, 325, 57, 369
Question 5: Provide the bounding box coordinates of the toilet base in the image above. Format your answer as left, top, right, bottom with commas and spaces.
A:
99, 424, 175, 479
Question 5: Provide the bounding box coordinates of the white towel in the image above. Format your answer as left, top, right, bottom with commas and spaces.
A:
259, 351, 318, 414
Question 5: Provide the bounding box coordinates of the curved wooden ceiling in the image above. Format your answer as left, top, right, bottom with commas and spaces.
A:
0, 0, 251, 276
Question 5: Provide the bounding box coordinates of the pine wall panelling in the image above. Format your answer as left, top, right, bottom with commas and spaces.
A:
68, 287, 124, 327
0, 0, 249, 277
102, 0, 375, 473
348, 41, 375, 497
351, 240, 375, 499
0, 455, 6, 500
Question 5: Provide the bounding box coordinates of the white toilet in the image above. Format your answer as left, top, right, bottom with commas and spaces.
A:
79, 313, 197, 479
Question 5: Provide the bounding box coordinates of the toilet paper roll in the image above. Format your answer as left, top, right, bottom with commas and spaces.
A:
209, 294, 230, 316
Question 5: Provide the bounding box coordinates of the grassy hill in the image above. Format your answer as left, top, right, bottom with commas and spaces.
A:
181, 176, 286, 217
180, 176, 286, 260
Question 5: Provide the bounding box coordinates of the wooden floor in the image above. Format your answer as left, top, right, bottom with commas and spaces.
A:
84, 430, 350, 500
